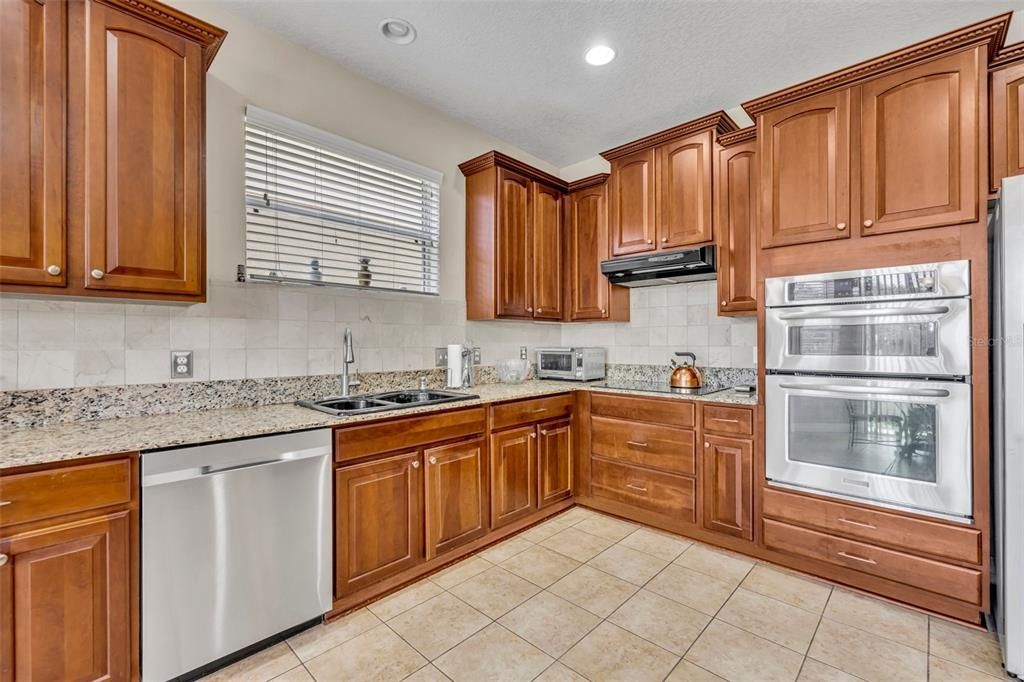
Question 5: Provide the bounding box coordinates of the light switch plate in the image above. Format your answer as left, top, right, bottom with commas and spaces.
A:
171, 351, 193, 379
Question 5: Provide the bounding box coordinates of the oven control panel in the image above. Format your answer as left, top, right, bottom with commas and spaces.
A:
788, 270, 937, 302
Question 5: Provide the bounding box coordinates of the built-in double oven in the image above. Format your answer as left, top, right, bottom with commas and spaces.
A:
765, 260, 973, 523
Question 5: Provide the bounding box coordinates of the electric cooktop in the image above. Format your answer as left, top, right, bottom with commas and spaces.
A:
597, 380, 730, 397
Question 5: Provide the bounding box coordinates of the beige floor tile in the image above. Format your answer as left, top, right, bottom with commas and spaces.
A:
608, 589, 709, 655
930, 617, 1006, 678
572, 514, 639, 542
645, 563, 736, 616
500, 544, 581, 587
434, 623, 553, 682
717, 588, 820, 654
448, 566, 540, 618
674, 544, 755, 587
555, 506, 599, 525
741, 565, 832, 614
286, 609, 381, 662
271, 665, 314, 682
204, 642, 301, 681
305, 624, 426, 682
548, 564, 639, 617
619, 527, 692, 561
930, 654, 1009, 681
822, 589, 928, 651
561, 621, 679, 682
539, 527, 615, 562
428, 555, 492, 590
368, 580, 445, 621
796, 659, 860, 682
686, 620, 803, 682
587, 543, 668, 585
479, 536, 534, 563
666, 660, 726, 682
385, 593, 491, 659
401, 664, 451, 682
498, 591, 601, 657
808, 618, 927, 682
533, 662, 589, 682
520, 521, 567, 543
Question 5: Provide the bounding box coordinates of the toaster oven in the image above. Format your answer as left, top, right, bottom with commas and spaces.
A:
536, 348, 606, 381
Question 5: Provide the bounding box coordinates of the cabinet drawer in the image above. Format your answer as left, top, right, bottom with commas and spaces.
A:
590, 458, 696, 522
0, 458, 133, 529
702, 404, 753, 436
591, 393, 694, 428
762, 488, 981, 564
336, 407, 486, 462
491, 394, 573, 430
591, 416, 695, 475
763, 519, 982, 605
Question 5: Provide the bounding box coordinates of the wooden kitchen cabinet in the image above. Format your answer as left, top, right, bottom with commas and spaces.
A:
496, 166, 534, 318
990, 46, 1024, 192
0, 0, 224, 301
0, 0, 66, 288
715, 128, 758, 315
702, 435, 753, 541
609, 148, 657, 255
335, 451, 424, 596
424, 438, 488, 559
859, 49, 980, 236
537, 418, 572, 507
565, 177, 630, 322
490, 426, 537, 529
759, 88, 852, 248
532, 182, 564, 320
656, 130, 714, 248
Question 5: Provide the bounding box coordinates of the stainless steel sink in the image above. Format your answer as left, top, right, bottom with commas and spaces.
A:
298, 389, 477, 416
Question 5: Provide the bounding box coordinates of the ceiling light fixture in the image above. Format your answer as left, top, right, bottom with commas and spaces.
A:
380, 17, 416, 45
584, 45, 615, 66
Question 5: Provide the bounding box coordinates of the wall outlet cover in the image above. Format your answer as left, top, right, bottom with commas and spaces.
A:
171, 351, 193, 379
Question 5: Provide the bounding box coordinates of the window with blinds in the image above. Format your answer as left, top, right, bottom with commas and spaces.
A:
244, 106, 442, 295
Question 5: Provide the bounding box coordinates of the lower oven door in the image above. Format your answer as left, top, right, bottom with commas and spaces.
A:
765, 374, 972, 521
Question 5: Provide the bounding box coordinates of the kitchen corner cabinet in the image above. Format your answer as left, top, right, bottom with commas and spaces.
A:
990, 49, 1024, 193
565, 178, 630, 322
0, 0, 225, 301
715, 130, 758, 316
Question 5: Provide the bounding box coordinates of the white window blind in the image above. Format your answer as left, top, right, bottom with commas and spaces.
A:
244, 106, 442, 295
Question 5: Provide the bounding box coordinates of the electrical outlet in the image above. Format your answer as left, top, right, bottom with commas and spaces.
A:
434, 348, 448, 367
171, 351, 193, 379
472, 347, 481, 365
519, 346, 527, 360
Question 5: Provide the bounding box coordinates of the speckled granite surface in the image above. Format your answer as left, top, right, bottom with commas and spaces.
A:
1, 379, 757, 469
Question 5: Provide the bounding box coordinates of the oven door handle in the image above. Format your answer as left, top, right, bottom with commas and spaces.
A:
776, 305, 950, 320
777, 383, 951, 398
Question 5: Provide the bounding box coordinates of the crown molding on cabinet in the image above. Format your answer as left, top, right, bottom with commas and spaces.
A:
457, 150, 567, 190
96, 0, 227, 68
599, 110, 740, 161
992, 40, 1024, 68
566, 173, 610, 192
742, 12, 1012, 117
718, 126, 757, 147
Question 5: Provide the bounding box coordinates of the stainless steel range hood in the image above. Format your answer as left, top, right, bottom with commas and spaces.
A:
600, 246, 716, 287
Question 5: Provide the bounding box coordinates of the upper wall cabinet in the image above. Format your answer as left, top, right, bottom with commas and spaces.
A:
565, 176, 629, 322
990, 43, 1024, 193
532, 182, 564, 320
0, 0, 225, 301
602, 113, 736, 257
715, 128, 758, 316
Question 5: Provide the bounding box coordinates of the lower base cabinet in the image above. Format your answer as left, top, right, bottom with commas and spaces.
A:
702, 435, 753, 540
490, 426, 537, 528
425, 438, 488, 559
538, 418, 572, 508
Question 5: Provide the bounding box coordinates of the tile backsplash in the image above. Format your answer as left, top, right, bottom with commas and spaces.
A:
0, 279, 754, 391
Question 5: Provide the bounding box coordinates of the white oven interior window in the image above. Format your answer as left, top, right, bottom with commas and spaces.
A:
244, 106, 442, 295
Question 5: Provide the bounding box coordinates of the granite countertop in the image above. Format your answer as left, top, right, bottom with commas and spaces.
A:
0, 381, 757, 470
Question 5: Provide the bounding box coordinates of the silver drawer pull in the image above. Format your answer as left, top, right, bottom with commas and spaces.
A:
625, 483, 648, 493
838, 551, 877, 565
838, 517, 877, 530
626, 440, 648, 448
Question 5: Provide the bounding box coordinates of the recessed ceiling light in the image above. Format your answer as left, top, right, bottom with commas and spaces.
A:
380, 17, 416, 45
584, 45, 615, 66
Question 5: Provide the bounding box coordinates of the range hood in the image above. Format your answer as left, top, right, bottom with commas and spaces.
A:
600, 246, 716, 287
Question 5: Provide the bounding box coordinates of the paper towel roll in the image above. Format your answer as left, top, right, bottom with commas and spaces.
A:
447, 344, 463, 388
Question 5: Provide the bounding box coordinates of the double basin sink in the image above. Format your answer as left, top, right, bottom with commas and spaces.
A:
298, 389, 478, 417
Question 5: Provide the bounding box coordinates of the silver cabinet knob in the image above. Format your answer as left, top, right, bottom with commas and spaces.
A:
411, 460, 420, 469
428, 456, 437, 465
863, 219, 874, 228
90, 269, 105, 280
46, 265, 61, 276
0, 554, 7, 567
836, 223, 847, 231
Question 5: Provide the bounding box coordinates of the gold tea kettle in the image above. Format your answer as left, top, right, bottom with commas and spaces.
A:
670, 352, 702, 389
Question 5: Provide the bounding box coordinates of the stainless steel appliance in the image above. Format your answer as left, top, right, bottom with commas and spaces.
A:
600, 246, 715, 287
536, 347, 606, 381
992, 174, 1023, 677
765, 261, 973, 523
142, 430, 332, 681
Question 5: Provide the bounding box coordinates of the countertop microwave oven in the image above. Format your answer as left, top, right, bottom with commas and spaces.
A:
536, 348, 606, 381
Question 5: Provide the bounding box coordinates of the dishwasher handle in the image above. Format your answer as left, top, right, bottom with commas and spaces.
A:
201, 458, 286, 476
142, 439, 330, 488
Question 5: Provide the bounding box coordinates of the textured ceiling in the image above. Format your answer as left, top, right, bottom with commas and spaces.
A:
225, 0, 1024, 168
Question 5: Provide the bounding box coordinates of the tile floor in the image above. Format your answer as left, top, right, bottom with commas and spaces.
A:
203, 507, 1010, 682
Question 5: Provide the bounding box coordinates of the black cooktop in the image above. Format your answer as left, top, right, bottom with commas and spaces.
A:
597, 380, 729, 397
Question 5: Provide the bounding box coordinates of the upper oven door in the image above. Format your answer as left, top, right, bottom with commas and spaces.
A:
765, 374, 973, 521
765, 298, 971, 377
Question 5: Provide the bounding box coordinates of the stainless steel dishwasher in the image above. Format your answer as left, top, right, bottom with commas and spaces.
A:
142, 429, 332, 681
